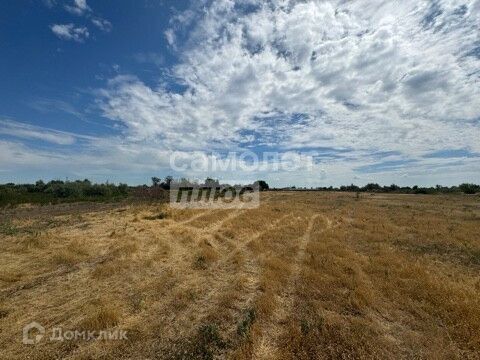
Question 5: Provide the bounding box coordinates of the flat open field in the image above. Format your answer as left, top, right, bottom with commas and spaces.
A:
1, 192, 479, 359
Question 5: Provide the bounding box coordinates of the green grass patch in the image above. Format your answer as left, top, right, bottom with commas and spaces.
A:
237, 308, 256, 338
0, 222, 19, 236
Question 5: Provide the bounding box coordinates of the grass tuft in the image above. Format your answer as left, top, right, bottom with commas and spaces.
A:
144, 212, 167, 220
0, 222, 19, 236
81, 305, 120, 331
237, 308, 256, 338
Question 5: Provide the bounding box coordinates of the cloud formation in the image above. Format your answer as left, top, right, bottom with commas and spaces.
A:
50, 23, 89, 42
0, 119, 79, 145
64, 0, 90, 16
99, 0, 480, 158
91, 17, 112, 32
133, 52, 165, 67
50, 0, 112, 42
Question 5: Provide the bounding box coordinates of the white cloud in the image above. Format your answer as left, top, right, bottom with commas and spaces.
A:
0, 136, 177, 184
50, 23, 89, 42
65, 0, 91, 15
133, 52, 164, 67
91, 17, 112, 32
49, 0, 112, 39
164, 29, 176, 47
29, 99, 83, 119
0, 119, 78, 145
100, 1, 479, 152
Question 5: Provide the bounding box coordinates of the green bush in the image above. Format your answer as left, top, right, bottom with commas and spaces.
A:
459, 183, 480, 194
0, 179, 131, 207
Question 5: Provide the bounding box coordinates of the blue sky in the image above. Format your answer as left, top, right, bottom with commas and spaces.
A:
0, 1, 185, 135
0, 0, 479, 186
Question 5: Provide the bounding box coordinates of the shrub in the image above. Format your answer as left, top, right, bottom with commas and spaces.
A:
0, 179, 130, 206
0, 222, 19, 236
237, 308, 256, 338
459, 183, 480, 194
196, 324, 226, 359
254, 180, 269, 191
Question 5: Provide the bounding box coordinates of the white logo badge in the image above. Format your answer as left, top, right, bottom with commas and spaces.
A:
22, 322, 45, 345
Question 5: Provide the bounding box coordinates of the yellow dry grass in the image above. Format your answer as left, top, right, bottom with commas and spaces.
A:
0, 192, 479, 359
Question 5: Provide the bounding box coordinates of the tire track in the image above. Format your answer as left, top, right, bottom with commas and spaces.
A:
176, 209, 211, 225
253, 213, 322, 359
137, 209, 294, 356
0, 254, 112, 300
223, 213, 294, 301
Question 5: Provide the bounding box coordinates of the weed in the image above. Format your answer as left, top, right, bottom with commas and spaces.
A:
52, 250, 78, 266
0, 222, 18, 236
196, 324, 227, 359
237, 308, 256, 338
193, 246, 219, 270
144, 212, 167, 220
300, 319, 311, 335
0, 309, 8, 319
194, 255, 208, 270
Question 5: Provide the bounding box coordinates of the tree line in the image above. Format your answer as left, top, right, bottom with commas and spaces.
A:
0, 179, 129, 206
277, 183, 480, 194
149, 177, 270, 191
0, 178, 478, 207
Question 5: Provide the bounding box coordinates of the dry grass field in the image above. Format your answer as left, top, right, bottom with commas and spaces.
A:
1, 192, 479, 359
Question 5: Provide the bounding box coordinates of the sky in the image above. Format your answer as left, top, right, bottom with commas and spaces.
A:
0, 0, 479, 187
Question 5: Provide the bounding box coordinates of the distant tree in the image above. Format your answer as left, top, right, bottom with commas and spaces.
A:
254, 180, 269, 191
151, 177, 161, 187
35, 180, 46, 192
47, 180, 64, 186
117, 183, 129, 195
388, 184, 400, 192
362, 183, 382, 192
161, 176, 173, 190
344, 184, 359, 192
459, 183, 480, 194
205, 177, 220, 187
414, 187, 429, 194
